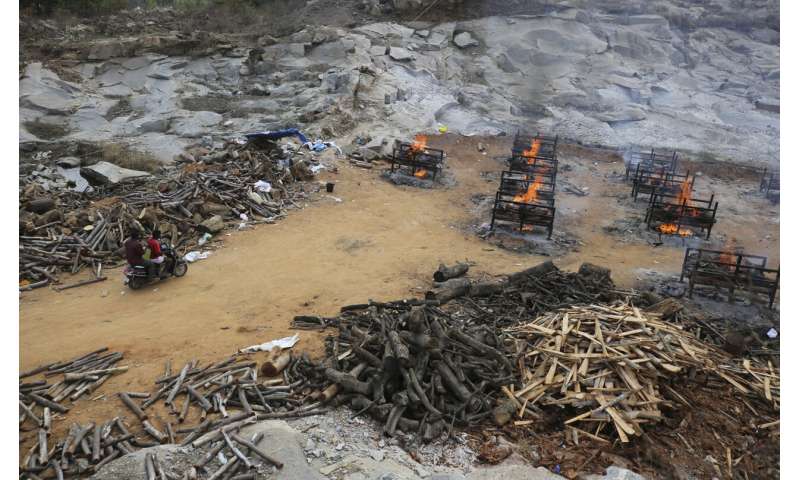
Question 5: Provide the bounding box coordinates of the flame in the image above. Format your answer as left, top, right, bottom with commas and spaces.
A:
414, 168, 428, 178
520, 225, 534, 232
514, 175, 543, 204
523, 139, 541, 164
410, 134, 428, 153
668, 176, 701, 217
657, 223, 692, 237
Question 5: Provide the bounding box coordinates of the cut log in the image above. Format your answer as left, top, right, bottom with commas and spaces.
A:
507, 261, 558, 284
433, 263, 469, 282
259, 351, 292, 377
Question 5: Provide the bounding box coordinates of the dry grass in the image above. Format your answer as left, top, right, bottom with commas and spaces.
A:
99, 143, 160, 173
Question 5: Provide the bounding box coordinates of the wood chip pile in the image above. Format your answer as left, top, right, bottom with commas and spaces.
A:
502, 303, 780, 443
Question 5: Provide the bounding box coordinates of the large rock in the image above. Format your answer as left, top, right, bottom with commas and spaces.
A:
90, 445, 194, 480
81, 161, 151, 185
240, 421, 325, 479
170, 111, 223, 138
454, 31, 479, 48
19, 63, 80, 115
389, 46, 415, 61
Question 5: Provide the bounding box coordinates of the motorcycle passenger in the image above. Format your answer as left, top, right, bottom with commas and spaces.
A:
145, 229, 166, 278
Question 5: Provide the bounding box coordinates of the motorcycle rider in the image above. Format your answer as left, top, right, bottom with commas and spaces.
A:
124, 230, 155, 279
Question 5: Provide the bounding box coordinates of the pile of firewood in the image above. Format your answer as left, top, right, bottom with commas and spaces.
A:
312, 301, 516, 443
19, 348, 326, 478
19, 140, 321, 290
501, 303, 780, 443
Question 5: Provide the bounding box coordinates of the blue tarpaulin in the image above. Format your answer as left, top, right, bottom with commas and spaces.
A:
244, 128, 308, 144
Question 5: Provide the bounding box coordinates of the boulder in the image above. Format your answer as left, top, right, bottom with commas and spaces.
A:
81, 161, 151, 185
369, 45, 389, 56
389, 47, 415, 61
138, 118, 170, 134
199, 215, 226, 233
454, 31, 479, 48
171, 111, 223, 138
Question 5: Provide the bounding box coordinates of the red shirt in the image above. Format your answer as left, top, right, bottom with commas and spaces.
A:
147, 238, 162, 257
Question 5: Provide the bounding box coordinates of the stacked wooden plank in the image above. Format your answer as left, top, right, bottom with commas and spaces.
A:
503, 304, 779, 443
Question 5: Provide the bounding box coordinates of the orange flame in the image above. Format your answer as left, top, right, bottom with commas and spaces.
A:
410, 134, 428, 153
523, 139, 541, 164
414, 168, 428, 178
669, 176, 701, 217
514, 175, 543, 204
658, 223, 692, 237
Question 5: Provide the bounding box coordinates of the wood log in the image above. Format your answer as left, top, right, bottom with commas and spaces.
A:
324, 368, 371, 395
387, 331, 411, 367
118, 393, 147, 420
142, 420, 167, 443
259, 351, 292, 377
433, 263, 469, 282
28, 393, 68, 413
507, 260, 558, 284
53, 277, 107, 292
425, 280, 471, 303
469, 279, 508, 297
447, 328, 513, 372
166, 364, 190, 405
231, 433, 284, 468
434, 361, 471, 403
62, 365, 127, 382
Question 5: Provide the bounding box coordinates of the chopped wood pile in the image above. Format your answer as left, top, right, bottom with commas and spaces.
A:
19, 348, 127, 431
310, 302, 517, 443
19, 139, 322, 290
502, 303, 780, 443
19, 348, 324, 479
18, 262, 781, 478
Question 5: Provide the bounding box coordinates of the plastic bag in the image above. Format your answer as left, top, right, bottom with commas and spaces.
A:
239, 334, 300, 353
184, 251, 211, 263
254, 180, 272, 193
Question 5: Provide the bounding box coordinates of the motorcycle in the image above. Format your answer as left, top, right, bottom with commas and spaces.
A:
124, 243, 188, 290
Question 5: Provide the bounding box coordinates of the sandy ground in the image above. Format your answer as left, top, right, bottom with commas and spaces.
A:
18, 134, 780, 433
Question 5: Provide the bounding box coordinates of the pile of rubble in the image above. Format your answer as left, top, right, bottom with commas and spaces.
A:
19, 138, 324, 290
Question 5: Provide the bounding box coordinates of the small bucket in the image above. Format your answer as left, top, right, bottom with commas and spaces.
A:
326, 182, 335, 193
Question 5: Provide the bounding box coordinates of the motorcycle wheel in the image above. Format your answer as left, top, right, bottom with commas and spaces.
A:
173, 261, 188, 278
128, 276, 145, 290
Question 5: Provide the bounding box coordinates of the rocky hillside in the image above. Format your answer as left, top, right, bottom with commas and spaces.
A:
19, 0, 779, 166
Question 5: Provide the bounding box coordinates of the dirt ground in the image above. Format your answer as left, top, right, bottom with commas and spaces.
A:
18, 133, 780, 449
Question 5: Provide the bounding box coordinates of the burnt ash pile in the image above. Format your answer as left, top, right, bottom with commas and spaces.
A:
19, 139, 323, 291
